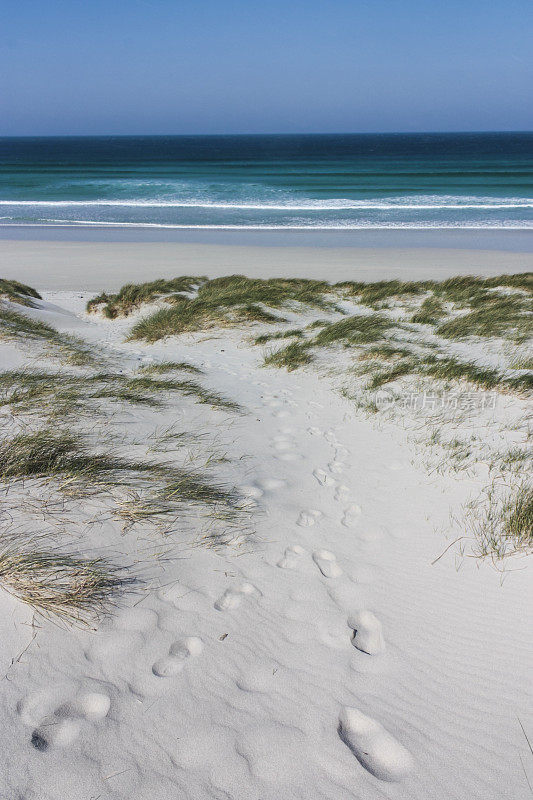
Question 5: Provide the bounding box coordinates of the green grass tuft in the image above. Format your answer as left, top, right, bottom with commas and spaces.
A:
0, 278, 42, 307
139, 360, 203, 375
314, 313, 396, 346
263, 341, 314, 371
116, 275, 334, 341
254, 328, 305, 345
339, 279, 425, 308
411, 295, 446, 325
86, 276, 204, 317
468, 481, 533, 560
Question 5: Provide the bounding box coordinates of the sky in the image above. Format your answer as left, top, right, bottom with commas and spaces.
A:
1, 0, 532, 136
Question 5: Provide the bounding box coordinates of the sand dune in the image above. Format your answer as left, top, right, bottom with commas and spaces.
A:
0, 285, 531, 800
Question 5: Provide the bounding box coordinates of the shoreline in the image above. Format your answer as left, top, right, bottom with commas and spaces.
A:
1, 233, 532, 292
1, 224, 533, 250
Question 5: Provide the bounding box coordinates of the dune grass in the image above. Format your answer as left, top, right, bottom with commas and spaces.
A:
0, 307, 100, 366
314, 313, 396, 345
338, 274, 532, 339
88, 275, 336, 341
139, 360, 203, 375
0, 539, 131, 622
0, 367, 240, 417
0, 278, 42, 307
338, 279, 426, 308
0, 428, 240, 512
254, 328, 305, 345
468, 481, 533, 561
436, 295, 532, 342
411, 295, 446, 325
263, 341, 314, 371
127, 375, 241, 411
503, 483, 533, 549
0, 370, 161, 417
356, 351, 532, 394
367, 360, 417, 389
87, 276, 203, 318
248, 273, 531, 397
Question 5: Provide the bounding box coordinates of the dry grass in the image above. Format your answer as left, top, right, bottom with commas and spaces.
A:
0, 428, 236, 501
0, 307, 100, 366
0, 368, 241, 417
0, 534, 132, 622
466, 481, 533, 561
0, 278, 42, 306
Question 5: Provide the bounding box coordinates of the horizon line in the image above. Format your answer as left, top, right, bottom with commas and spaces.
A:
1, 129, 533, 140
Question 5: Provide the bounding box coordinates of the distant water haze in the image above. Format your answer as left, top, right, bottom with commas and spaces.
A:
0, 133, 532, 230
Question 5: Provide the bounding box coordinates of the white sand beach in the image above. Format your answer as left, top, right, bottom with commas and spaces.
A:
2, 0, 532, 791
0, 259, 531, 800
1, 237, 532, 291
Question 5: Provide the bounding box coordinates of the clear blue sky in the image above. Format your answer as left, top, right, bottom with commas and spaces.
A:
1, 0, 532, 135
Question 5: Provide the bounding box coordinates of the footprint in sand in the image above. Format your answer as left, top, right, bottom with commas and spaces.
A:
335, 484, 352, 502
348, 611, 385, 655
307, 426, 322, 436
277, 452, 301, 462
29, 691, 111, 751
342, 503, 362, 528
152, 636, 204, 677
258, 478, 286, 491
277, 545, 306, 569
237, 485, 264, 499
214, 582, 260, 612
297, 509, 322, 527
335, 446, 350, 460
313, 468, 336, 487
272, 409, 291, 418
272, 438, 293, 451
312, 549, 343, 578
338, 707, 413, 782
328, 461, 345, 475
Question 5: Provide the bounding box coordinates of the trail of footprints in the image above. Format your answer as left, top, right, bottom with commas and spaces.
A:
18, 389, 411, 783
279, 418, 413, 782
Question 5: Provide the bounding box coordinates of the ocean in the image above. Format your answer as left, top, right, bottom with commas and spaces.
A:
0, 133, 532, 231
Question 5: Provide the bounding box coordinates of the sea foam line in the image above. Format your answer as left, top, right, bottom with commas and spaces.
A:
2, 220, 531, 230
0, 200, 532, 210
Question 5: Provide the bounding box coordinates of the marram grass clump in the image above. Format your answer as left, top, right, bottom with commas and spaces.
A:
468, 482, 533, 561
0, 278, 42, 306
87, 276, 203, 318
0, 307, 99, 366
0, 428, 241, 513
88, 274, 336, 340
0, 540, 131, 622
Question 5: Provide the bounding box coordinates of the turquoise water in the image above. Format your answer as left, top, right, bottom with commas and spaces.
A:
0, 133, 532, 230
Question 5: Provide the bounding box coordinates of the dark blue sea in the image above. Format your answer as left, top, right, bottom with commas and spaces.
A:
0, 133, 532, 230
